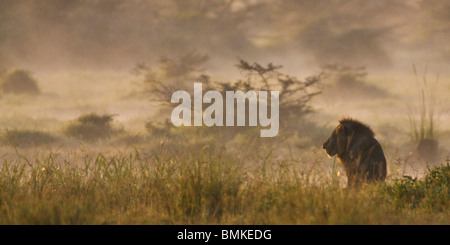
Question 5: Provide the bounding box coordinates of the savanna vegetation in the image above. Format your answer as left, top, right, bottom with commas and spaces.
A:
0, 148, 448, 225
0, 0, 449, 225
0, 56, 448, 225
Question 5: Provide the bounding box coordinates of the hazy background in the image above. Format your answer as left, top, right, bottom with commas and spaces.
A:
0, 0, 449, 175
1, 0, 450, 71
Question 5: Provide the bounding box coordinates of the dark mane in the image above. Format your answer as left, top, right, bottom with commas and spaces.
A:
339, 118, 374, 137
323, 117, 386, 186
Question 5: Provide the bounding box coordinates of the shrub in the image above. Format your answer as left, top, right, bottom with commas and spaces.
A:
388, 162, 450, 210
0, 69, 40, 95
65, 113, 121, 141
0, 129, 57, 147
145, 121, 172, 137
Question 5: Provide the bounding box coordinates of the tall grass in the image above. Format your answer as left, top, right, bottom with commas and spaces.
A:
0, 149, 448, 225
406, 65, 443, 161
408, 64, 439, 143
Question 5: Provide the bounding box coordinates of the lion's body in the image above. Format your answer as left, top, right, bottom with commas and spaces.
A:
323, 118, 387, 187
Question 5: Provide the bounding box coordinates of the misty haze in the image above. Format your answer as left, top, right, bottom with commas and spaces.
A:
0, 0, 449, 225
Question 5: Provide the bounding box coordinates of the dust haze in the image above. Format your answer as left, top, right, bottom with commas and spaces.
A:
1, 0, 450, 177
2, 0, 450, 69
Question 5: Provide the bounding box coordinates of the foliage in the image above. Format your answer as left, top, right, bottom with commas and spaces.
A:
135, 54, 322, 137
233, 59, 322, 119
388, 162, 450, 210
145, 121, 172, 137
0, 129, 57, 147
406, 65, 441, 161
408, 65, 439, 143
0, 69, 40, 95
133, 51, 210, 102
0, 149, 448, 224
64, 113, 121, 141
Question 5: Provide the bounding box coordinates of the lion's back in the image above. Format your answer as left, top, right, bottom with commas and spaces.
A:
340, 118, 387, 184
369, 138, 387, 181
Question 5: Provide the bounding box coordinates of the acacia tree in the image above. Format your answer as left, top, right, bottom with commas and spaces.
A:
132, 51, 211, 102
231, 60, 321, 126
134, 53, 322, 135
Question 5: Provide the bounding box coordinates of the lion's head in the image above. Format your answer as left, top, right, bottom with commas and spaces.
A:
322, 118, 374, 158
322, 118, 386, 186
322, 124, 347, 158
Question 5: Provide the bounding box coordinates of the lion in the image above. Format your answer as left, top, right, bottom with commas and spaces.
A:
322, 118, 387, 187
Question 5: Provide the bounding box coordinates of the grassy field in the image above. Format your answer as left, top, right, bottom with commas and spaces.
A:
0, 143, 448, 225
0, 67, 449, 225
2, 0, 450, 226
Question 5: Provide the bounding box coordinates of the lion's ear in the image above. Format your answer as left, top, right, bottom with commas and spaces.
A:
336, 124, 347, 157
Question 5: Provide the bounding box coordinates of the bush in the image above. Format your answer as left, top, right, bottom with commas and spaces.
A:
0, 129, 57, 147
65, 113, 121, 141
0, 69, 40, 95
388, 162, 450, 210
145, 121, 172, 137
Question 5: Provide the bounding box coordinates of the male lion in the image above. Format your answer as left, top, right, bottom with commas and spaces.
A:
322, 118, 387, 187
